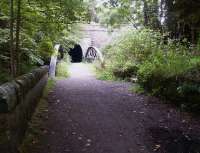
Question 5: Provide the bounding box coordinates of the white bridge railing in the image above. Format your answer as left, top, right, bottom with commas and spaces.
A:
49, 45, 105, 77
85, 46, 104, 67
49, 44, 60, 78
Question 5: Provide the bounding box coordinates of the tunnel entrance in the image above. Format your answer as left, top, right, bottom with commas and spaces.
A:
68, 44, 83, 63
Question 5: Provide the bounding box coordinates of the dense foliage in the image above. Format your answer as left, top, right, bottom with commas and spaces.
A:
1, 0, 200, 112
100, 29, 200, 112
96, 0, 200, 43
94, 0, 200, 112
0, 0, 89, 84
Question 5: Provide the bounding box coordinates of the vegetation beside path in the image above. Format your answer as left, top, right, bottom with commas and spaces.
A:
56, 61, 69, 78
98, 29, 200, 113
0, 0, 88, 84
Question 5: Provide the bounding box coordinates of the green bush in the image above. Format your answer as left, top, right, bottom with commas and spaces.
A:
137, 53, 200, 111
38, 38, 54, 59
103, 29, 163, 79
56, 60, 69, 78
101, 28, 200, 112
138, 51, 191, 89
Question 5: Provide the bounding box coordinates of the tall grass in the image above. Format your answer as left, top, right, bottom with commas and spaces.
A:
56, 61, 69, 78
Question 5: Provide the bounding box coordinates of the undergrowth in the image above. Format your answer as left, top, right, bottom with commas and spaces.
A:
99, 28, 200, 112
56, 55, 70, 79
56, 61, 69, 78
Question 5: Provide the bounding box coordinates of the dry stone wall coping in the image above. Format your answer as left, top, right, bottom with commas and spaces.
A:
0, 66, 48, 113
0, 66, 49, 153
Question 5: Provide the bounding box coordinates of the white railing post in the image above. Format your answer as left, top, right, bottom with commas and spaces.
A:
49, 44, 60, 78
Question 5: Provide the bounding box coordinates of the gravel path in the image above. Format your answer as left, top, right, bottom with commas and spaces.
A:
32, 63, 200, 153
29, 24, 200, 153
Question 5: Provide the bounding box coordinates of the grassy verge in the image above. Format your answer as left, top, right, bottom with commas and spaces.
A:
56, 60, 69, 79
95, 64, 131, 82
19, 78, 56, 153
95, 67, 116, 81
130, 84, 145, 94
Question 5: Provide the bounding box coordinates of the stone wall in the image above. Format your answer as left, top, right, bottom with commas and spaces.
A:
0, 66, 49, 153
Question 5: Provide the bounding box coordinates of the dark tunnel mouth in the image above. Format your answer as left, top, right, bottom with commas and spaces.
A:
68, 44, 83, 63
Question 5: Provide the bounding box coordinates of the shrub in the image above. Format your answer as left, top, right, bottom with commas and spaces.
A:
56, 61, 68, 78
138, 51, 191, 88
38, 38, 54, 61
101, 28, 200, 112
103, 29, 163, 79
138, 53, 200, 111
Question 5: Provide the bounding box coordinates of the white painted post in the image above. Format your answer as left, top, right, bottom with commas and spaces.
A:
49, 44, 60, 78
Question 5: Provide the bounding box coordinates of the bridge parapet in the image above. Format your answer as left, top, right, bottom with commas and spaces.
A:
0, 66, 48, 153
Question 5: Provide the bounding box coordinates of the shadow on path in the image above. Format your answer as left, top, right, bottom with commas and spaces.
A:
29, 63, 200, 153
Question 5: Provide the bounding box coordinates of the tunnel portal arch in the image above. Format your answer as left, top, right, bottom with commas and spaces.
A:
68, 44, 83, 63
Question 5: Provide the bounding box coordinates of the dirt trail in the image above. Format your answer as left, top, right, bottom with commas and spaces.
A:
30, 63, 200, 153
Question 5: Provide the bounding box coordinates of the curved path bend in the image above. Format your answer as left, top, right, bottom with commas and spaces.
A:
32, 63, 200, 153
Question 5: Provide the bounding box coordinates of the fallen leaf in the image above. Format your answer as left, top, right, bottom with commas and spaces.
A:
56, 99, 60, 103
72, 132, 76, 135
153, 144, 161, 151
85, 143, 91, 147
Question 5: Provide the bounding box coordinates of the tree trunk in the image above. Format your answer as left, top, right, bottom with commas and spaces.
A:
16, 0, 21, 75
191, 25, 195, 44
143, 0, 148, 26
153, 0, 160, 30
9, 0, 15, 77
